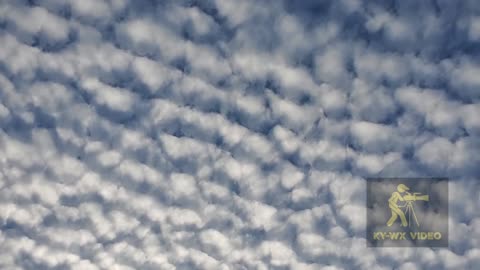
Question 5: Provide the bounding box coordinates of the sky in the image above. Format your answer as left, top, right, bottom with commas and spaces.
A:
0, 0, 479, 269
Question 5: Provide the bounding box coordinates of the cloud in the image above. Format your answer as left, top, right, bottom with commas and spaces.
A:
0, 0, 479, 269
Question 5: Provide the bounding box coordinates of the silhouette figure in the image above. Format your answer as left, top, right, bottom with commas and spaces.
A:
386, 184, 409, 227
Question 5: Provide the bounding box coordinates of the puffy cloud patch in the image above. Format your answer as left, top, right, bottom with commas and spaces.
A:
0, 0, 479, 269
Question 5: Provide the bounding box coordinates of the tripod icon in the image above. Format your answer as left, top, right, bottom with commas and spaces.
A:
402, 192, 429, 227
403, 200, 420, 227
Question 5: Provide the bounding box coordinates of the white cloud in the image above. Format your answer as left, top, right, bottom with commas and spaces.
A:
132, 57, 182, 92
199, 229, 232, 258
69, 0, 112, 22
2, 5, 70, 44
468, 17, 480, 41
81, 77, 137, 112
280, 163, 304, 190
214, 0, 253, 27
314, 44, 350, 87
350, 121, 398, 153
449, 59, 480, 100
258, 241, 295, 266
0, 0, 479, 269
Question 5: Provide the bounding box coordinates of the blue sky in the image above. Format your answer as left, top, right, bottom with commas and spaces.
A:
0, 0, 479, 269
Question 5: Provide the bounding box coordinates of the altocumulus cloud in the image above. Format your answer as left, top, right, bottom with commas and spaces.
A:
0, 0, 479, 269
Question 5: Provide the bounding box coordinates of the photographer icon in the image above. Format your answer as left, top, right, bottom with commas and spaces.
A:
386, 184, 429, 227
